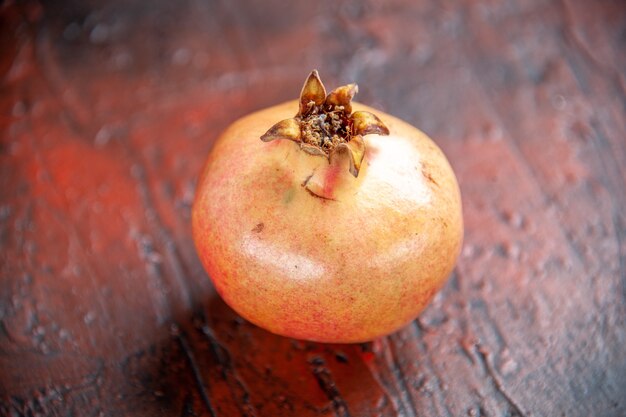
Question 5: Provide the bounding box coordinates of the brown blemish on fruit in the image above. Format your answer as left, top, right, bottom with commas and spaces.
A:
422, 165, 439, 187
252, 222, 264, 233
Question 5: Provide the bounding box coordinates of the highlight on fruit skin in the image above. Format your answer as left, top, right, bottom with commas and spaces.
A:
260, 70, 390, 177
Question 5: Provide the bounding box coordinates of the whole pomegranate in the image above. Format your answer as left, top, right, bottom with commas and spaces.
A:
192, 71, 462, 343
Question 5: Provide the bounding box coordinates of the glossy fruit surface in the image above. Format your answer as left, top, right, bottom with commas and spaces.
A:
192, 73, 463, 343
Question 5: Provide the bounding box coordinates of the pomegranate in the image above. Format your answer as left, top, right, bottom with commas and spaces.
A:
192, 71, 463, 343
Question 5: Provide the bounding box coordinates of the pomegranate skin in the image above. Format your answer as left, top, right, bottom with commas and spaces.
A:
192, 100, 463, 343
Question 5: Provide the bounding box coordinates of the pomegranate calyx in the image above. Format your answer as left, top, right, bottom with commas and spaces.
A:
332, 135, 366, 177
325, 83, 358, 114
351, 111, 390, 136
261, 70, 389, 177
260, 118, 301, 143
299, 70, 327, 116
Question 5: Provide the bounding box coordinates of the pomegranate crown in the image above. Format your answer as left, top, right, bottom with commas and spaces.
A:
261, 70, 389, 177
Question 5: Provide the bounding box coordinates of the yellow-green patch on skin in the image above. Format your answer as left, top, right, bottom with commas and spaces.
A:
282, 187, 296, 204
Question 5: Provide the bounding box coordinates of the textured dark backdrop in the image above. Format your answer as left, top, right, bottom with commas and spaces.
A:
1, 0, 625, 416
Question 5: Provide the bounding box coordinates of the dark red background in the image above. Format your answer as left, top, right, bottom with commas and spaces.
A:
1, 0, 625, 416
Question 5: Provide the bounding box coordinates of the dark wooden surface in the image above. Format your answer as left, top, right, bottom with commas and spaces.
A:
1, 0, 626, 416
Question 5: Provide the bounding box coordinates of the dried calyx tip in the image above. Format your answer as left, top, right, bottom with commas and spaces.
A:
261, 70, 389, 177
